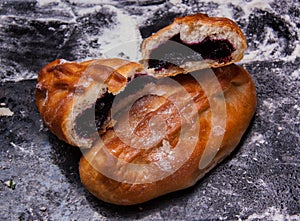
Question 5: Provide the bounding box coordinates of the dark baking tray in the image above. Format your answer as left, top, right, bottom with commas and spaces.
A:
0, 1, 299, 220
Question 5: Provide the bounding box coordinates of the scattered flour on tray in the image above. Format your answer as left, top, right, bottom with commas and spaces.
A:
99, 6, 142, 61
249, 132, 266, 146
71, 4, 142, 62
37, 0, 61, 6
244, 206, 299, 221
1, 0, 299, 82
186, 0, 274, 19
0, 107, 14, 116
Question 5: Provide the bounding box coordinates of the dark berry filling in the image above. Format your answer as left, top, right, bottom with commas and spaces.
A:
95, 92, 115, 130
148, 34, 235, 71
127, 72, 149, 82
75, 72, 151, 139
75, 92, 114, 139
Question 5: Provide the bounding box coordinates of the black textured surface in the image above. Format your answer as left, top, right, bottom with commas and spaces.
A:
0, 0, 299, 220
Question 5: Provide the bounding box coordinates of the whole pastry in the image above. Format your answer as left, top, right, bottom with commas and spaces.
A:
79, 64, 256, 205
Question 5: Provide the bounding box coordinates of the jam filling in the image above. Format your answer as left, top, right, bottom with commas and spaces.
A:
75, 73, 151, 139
75, 92, 114, 139
95, 92, 115, 131
148, 34, 235, 71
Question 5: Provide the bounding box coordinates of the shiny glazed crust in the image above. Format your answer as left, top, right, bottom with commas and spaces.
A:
36, 14, 255, 206
79, 64, 257, 205
142, 14, 247, 77
35, 58, 144, 148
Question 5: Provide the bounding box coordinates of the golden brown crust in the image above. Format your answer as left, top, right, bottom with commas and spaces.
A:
79, 64, 256, 205
173, 14, 246, 42
142, 13, 247, 77
36, 14, 255, 206
35, 58, 144, 148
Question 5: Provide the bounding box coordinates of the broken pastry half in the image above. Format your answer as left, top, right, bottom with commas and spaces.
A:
35, 58, 144, 149
142, 14, 247, 77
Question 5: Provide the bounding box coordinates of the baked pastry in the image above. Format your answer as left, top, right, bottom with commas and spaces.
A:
35, 58, 144, 149
35, 14, 255, 205
142, 14, 247, 77
79, 64, 256, 205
